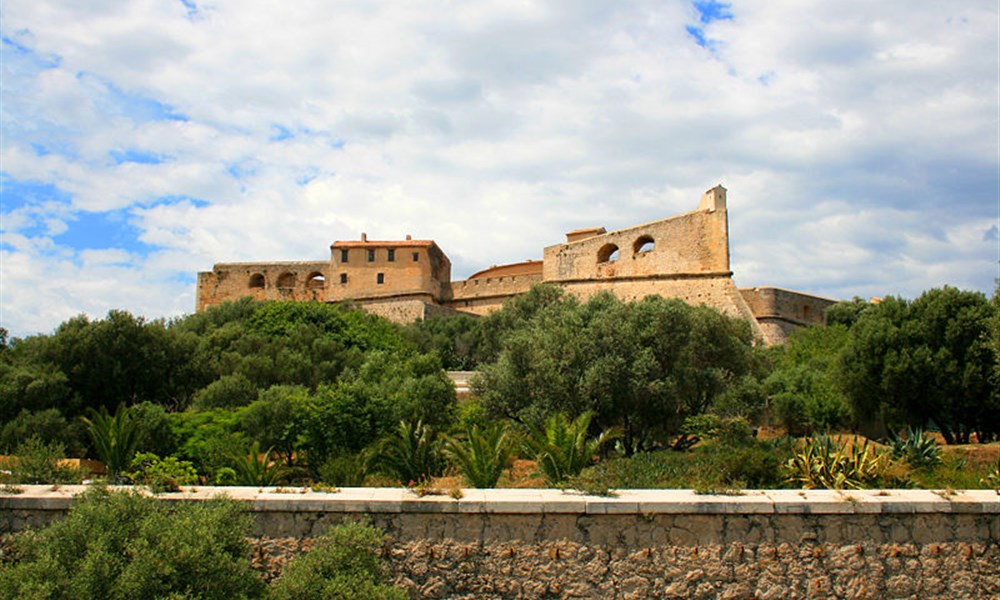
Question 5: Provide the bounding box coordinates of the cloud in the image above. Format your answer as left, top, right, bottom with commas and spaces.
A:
1, 0, 997, 336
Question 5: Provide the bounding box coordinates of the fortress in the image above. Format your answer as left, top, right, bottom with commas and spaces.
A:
196, 186, 836, 344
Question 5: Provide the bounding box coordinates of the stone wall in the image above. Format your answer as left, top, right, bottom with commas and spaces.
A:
739, 287, 839, 345
196, 261, 330, 312
446, 273, 544, 315
3, 487, 998, 599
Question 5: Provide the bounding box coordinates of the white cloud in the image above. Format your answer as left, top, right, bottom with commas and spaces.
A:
1, 0, 997, 336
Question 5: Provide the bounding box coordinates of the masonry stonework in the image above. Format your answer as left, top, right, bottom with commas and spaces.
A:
3, 487, 998, 599
196, 186, 836, 344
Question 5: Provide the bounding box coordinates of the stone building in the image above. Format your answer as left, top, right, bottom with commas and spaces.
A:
196, 185, 835, 344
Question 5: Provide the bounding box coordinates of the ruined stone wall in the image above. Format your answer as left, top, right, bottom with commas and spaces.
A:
196, 261, 330, 312
4, 487, 997, 600
542, 189, 730, 284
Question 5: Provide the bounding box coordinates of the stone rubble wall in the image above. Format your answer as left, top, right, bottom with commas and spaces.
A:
3, 487, 998, 599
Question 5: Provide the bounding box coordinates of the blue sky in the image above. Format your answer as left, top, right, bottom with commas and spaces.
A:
1, 0, 998, 337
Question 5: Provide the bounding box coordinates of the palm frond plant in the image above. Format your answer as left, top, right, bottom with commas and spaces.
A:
81, 404, 139, 480
367, 420, 445, 485
229, 441, 289, 486
445, 422, 516, 488
522, 411, 620, 485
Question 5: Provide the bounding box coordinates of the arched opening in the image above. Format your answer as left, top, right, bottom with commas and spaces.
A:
633, 235, 655, 254
276, 272, 296, 289
248, 273, 265, 288
306, 272, 326, 289
597, 243, 620, 263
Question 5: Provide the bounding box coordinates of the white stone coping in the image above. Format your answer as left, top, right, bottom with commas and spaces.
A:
2, 486, 998, 515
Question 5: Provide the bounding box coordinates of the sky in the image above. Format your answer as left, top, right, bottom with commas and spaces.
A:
1, 0, 998, 338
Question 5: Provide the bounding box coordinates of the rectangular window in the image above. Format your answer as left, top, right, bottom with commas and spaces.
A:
367, 249, 375, 262
387, 249, 395, 262
339, 273, 348, 284
340, 249, 349, 263
376, 273, 385, 284
412, 252, 419, 262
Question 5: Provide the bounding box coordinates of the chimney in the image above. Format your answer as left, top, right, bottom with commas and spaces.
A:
405, 234, 412, 240
361, 232, 367, 242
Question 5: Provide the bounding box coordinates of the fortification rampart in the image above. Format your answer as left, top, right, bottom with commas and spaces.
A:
740, 287, 839, 345
195, 185, 838, 344
4, 487, 998, 599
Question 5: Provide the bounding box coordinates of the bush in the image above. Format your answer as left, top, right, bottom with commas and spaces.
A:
0, 437, 85, 485
316, 455, 367, 487
0, 488, 264, 599
268, 521, 406, 600
129, 402, 178, 458
573, 440, 792, 491
128, 452, 199, 493
191, 374, 259, 411
0, 409, 87, 457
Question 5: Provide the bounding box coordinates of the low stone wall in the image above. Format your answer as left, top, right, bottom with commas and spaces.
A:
3, 487, 998, 599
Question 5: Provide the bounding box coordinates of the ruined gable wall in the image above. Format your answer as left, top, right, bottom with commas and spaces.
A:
196, 261, 330, 312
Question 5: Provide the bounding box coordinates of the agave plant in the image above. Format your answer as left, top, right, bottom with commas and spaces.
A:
230, 441, 288, 486
367, 420, 445, 485
445, 422, 516, 488
785, 435, 886, 490
886, 428, 942, 468
81, 404, 139, 479
522, 412, 619, 485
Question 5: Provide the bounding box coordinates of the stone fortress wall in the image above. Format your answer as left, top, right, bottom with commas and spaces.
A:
196, 186, 837, 344
4, 487, 998, 599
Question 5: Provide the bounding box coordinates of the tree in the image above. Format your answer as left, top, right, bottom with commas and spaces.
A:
475, 292, 761, 453
839, 287, 998, 443
765, 324, 851, 436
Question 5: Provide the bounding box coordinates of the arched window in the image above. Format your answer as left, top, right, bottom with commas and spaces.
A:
276, 272, 296, 289
248, 273, 265, 288
306, 272, 326, 289
633, 235, 655, 254
597, 243, 620, 263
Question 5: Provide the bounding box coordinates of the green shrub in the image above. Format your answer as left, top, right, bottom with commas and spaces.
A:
129, 402, 178, 458
572, 440, 791, 491
0, 409, 87, 457
128, 452, 199, 493
268, 521, 406, 600
191, 374, 259, 411
1, 437, 85, 485
316, 455, 367, 487
0, 488, 264, 599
